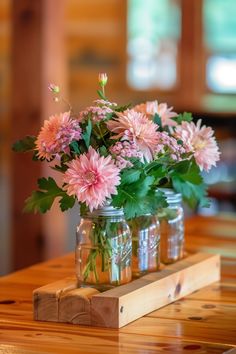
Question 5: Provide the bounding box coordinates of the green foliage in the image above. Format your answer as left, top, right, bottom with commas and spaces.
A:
12, 136, 36, 153
97, 89, 107, 100
24, 177, 75, 214
172, 159, 202, 184
174, 112, 193, 124
51, 164, 68, 173
153, 113, 162, 129
170, 159, 209, 208
115, 103, 132, 112
59, 193, 76, 211
80, 202, 89, 216
120, 169, 141, 185
69, 141, 80, 154
112, 170, 167, 219
99, 145, 109, 157
82, 119, 92, 149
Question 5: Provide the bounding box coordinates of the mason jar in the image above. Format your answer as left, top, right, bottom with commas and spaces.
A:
76, 205, 132, 290
157, 188, 184, 264
129, 215, 160, 278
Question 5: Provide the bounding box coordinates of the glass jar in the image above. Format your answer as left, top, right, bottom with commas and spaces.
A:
157, 188, 184, 264
76, 205, 132, 291
129, 215, 160, 278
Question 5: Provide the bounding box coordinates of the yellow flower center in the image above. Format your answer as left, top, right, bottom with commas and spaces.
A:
194, 137, 207, 150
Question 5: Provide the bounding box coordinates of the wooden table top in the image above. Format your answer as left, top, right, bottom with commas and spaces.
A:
0, 215, 236, 354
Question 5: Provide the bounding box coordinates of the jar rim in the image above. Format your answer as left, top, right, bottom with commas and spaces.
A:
86, 205, 124, 217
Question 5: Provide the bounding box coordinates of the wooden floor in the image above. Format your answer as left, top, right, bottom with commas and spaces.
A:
0, 215, 236, 353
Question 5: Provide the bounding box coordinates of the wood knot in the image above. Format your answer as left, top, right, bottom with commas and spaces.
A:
202, 304, 216, 309
188, 316, 203, 321
0, 299, 16, 305
174, 283, 181, 297
183, 344, 202, 350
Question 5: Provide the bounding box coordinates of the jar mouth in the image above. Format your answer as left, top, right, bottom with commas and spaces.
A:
86, 205, 124, 217
156, 188, 182, 204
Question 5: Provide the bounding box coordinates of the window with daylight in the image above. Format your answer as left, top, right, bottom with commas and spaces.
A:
127, 0, 181, 91
204, 0, 236, 93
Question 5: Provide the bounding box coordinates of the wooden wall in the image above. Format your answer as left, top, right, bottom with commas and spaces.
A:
10, 0, 67, 271
0, 0, 11, 275
0, 0, 235, 274
65, 0, 126, 109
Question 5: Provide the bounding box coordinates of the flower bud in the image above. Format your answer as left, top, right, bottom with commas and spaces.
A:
48, 83, 60, 94
98, 73, 108, 87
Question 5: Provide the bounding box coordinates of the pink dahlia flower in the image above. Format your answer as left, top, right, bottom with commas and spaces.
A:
107, 109, 159, 162
63, 147, 120, 211
134, 100, 178, 127
35, 112, 82, 160
174, 120, 220, 171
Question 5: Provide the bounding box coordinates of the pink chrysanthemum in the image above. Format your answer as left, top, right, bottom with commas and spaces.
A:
78, 100, 117, 123
35, 112, 82, 160
63, 147, 120, 211
134, 100, 178, 127
107, 109, 159, 162
109, 141, 142, 169
174, 119, 220, 171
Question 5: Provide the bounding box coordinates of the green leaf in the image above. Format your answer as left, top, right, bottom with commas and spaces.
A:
61, 154, 71, 164
142, 190, 168, 214
115, 103, 132, 112
112, 175, 156, 219
169, 158, 209, 209
150, 166, 166, 182
12, 135, 36, 153
155, 190, 169, 208
51, 164, 68, 173
24, 177, 75, 213
69, 141, 80, 154
121, 169, 141, 185
82, 119, 92, 149
59, 194, 75, 211
172, 159, 202, 185
172, 160, 190, 175
144, 160, 161, 172
175, 112, 193, 124
129, 157, 143, 169
97, 89, 107, 100
99, 145, 109, 157
80, 202, 89, 216
113, 187, 167, 220
123, 199, 147, 219
172, 175, 209, 209
132, 176, 154, 198
153, 113, 162, 129
104, 112, 114, 121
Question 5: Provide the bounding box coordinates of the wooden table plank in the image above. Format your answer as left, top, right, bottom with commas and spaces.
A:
0, 215, 235, 353
185, 282, 236, 302
0, 320, 233, 354
121, 315, 236, 346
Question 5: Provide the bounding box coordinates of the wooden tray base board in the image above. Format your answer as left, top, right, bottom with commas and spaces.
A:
33, 252, 220, 328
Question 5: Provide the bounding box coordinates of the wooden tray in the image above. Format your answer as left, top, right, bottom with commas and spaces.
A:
33, 252, 220, 328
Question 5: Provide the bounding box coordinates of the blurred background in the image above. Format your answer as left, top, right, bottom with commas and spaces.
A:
0, 0, 236, 276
